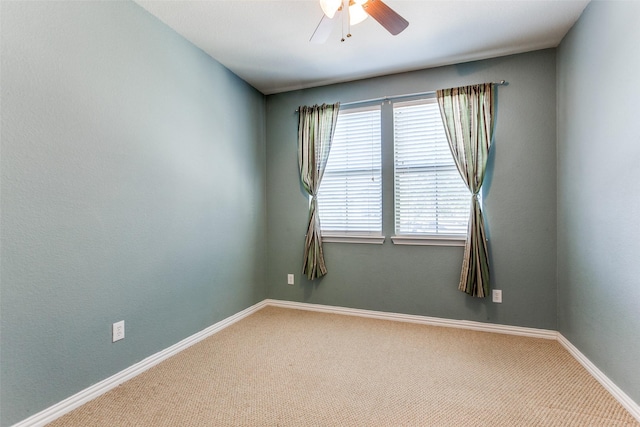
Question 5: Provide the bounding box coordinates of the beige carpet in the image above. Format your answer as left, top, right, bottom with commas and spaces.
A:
49, 306, 639, 426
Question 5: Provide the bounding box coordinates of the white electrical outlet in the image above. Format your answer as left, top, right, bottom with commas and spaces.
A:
287, 274, 294, 285
492, 289, 502, 303
112, 320, 125, 342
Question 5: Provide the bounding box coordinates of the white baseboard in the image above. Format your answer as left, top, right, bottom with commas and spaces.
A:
557, 333, 640, 422
12, 299, 639, 426
264, 299, 558, 339
11, 300, 268, 427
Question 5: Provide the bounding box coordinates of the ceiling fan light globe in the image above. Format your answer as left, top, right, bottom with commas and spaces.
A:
349, 3, 368, 25
319, 0, 341, 19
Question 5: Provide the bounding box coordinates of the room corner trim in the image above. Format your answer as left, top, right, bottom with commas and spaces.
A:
11, 300, 269, 427
557, 333, 640, 422
263, 299, 557, 339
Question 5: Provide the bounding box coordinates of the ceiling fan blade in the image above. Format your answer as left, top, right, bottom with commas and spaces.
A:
362, 0, 409, 36
310, 12, 340, 44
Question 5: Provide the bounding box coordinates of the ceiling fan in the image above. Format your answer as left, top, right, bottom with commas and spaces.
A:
310, 0, 409, 44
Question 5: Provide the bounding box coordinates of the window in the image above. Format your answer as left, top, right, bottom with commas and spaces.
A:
316, 95, 473, 246
316, 105, 382, 241
393, 98, 469, 240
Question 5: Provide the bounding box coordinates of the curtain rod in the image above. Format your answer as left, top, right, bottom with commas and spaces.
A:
295, 81, 507, 112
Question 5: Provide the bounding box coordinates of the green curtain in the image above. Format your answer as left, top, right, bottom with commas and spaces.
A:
298, 103, 340, 280
437, 84, 494, 298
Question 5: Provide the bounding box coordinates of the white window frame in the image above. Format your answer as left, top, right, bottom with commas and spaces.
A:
391, 97, 471, 246
316, 104, 385, 245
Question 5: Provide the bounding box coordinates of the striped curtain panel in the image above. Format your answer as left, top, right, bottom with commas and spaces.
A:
298, 103, 340, 280
437, 84, 494, 298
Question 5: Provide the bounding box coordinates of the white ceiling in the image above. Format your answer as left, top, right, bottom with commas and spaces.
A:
134, 0, 590, 95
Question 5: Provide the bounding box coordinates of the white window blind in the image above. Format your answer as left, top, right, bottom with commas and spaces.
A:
317, 105, 382, 234
393, 98, 470, 236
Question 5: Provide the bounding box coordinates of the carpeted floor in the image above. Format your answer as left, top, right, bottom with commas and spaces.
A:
48, 306, 639, 426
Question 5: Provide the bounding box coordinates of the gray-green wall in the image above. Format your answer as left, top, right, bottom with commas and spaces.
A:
0, 2, 266, 426
266, 50, 558, 330
557, 1, 640, 405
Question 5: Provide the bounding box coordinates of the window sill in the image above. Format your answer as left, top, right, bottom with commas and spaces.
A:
321, 234, 386, 244
391, 235, 466, 247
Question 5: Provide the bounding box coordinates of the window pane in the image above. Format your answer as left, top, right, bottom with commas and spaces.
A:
317, 106, 382, 234
394, 99, 469, 236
